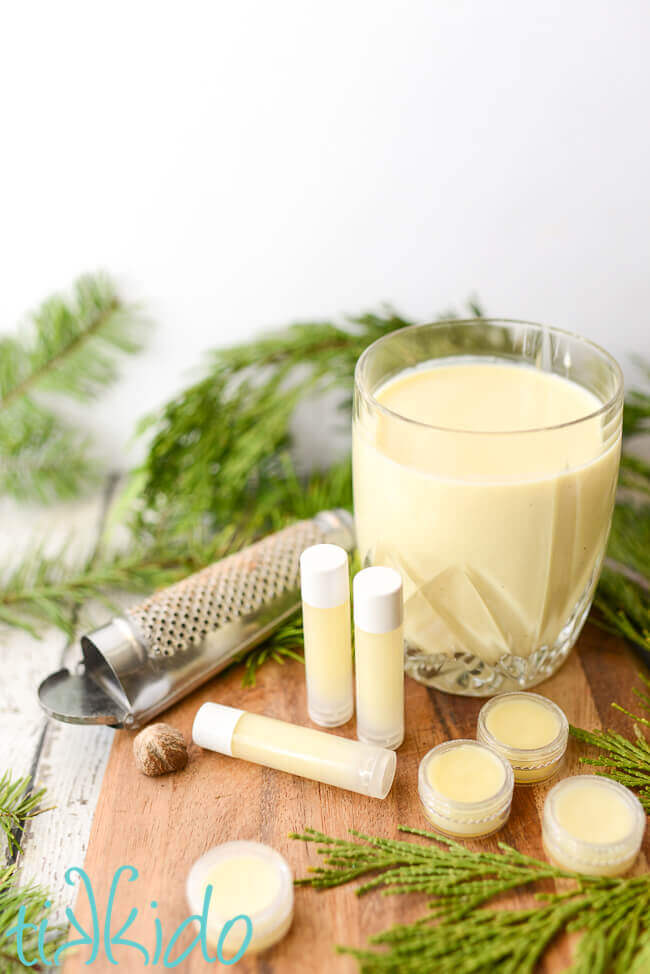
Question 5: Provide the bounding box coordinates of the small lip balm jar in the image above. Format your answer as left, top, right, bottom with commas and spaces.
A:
418, 740, 514, 837
477, 692, 569, 784
542, 775, 646, 876
186, 840, 294, 957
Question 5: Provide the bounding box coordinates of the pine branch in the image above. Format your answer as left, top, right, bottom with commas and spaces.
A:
0, 775, 63, 972
137, 304, 481, 535
0, 273, 146, 502
290, 826, 650, 974
0, 865, 64, 973
0, 773, 50, 856
0, 526, 238, 638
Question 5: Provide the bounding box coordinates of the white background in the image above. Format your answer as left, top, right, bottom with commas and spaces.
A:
1, 0, 649, 469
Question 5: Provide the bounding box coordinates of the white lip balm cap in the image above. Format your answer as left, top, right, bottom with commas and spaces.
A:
192, 702, 245, 757
300, 543, 349, 609
353, 567, 403, 634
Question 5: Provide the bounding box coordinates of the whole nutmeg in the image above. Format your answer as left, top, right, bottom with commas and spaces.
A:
133, 723, 188, 777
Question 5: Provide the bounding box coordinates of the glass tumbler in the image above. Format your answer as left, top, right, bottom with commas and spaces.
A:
352, 320, 623, 695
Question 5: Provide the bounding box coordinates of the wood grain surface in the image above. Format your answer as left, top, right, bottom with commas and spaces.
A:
62, 625, 649, 973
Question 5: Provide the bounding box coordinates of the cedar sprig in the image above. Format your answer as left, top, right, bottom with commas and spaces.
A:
0, 272, 145, 502
291, 826, 650, 973
570, 672, 650, 810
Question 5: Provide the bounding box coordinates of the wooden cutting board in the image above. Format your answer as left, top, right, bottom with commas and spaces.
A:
63, 624, 649, 973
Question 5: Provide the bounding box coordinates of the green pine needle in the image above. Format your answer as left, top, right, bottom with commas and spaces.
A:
290, 825, 650, 974
0, 272, 146, 502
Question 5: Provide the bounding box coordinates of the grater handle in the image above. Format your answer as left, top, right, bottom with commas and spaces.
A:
38, 510, 355, 728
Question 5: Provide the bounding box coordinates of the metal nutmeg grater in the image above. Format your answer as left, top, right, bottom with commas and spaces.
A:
38, 510, 355, 729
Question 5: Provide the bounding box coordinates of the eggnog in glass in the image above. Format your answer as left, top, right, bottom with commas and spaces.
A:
352, 320, 623, 694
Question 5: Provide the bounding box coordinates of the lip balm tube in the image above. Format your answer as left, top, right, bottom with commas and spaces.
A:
299, 544, 353, 727
477, 692, 569, 783
542, 775, 646, 876
353, 567, 404, 750
186, 841, 294, 957
193, 703, 396, 799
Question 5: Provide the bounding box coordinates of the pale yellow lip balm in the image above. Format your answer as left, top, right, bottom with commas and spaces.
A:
542, 775, 646, 876
193, 702, 396, 799
186, 841, 294, 957
418, 740, 514, 837
354, 566, 404, 750
477, 692, 568, 783
300, 543, 354, 727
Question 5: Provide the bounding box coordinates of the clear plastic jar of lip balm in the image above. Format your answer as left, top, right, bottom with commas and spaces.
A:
477, 692, 569, 784
418, 740, 514, 838
186, 841, 294, 958
542, 775, 646, 876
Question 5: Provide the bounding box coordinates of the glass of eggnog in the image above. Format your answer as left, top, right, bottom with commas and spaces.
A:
352, 319, 623, 695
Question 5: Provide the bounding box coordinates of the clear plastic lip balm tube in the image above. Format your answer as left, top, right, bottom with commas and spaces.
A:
193, 703, 396, 799
186, 841, 294, 957
542, 775, 646, 876
299, 544, 353, 727
477, 692, 569, 784
353, 566, 404, 750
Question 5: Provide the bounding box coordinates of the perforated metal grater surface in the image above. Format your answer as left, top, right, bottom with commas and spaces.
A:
127, 518, 330, 659
38, 510, 355, 728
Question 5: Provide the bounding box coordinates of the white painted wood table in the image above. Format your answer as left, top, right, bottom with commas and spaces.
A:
0, 478, 125, 926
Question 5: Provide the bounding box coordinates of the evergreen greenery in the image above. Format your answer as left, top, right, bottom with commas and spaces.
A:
0, 773, 50, 856
0, 273, 145, 502
291, 825, 650, 973
0, 866, 63, 974
570, 672, 650, 810
0, 775, 62, 972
